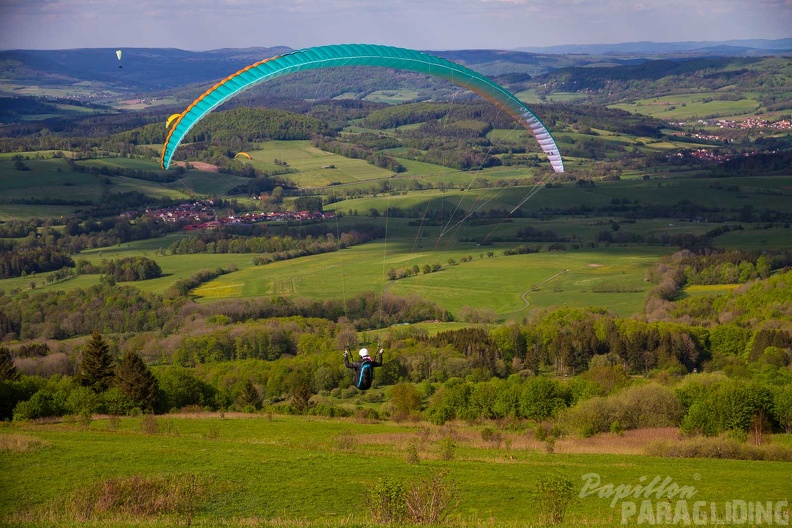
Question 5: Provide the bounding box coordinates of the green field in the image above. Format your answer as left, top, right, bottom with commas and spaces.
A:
1, 142, 790, 321
4, 139, 790, 220
610, 94, 761, 120
1, 416, 790, 527
180, 233, 665, 319
246, 140, 394, 188
329, 177, 792, 218
3, 169, 791, 319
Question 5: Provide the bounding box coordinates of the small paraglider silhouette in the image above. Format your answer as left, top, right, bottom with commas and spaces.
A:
116, 50, 123, 68
165, 114, 181, 129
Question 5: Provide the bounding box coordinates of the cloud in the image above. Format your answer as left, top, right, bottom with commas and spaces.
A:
1, 0, 790, 50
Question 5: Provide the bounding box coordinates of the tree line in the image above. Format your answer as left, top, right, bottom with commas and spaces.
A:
76, 256, 162, 282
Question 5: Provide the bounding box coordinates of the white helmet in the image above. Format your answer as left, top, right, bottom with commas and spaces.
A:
359, 348, 369, 358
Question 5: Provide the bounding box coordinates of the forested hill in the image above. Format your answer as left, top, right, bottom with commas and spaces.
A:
3, 42, 788, 98
0, 47, 585, 96
534, 57, 792, 106
517, 38, 792, 56
0, 47, 292, 90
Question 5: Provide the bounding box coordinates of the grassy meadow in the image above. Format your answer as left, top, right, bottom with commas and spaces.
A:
244, 140, 395, 188
609, 95, 762, 120
3, 162, 791, 320
3, 54, 792, 528
2, 415, 790, 527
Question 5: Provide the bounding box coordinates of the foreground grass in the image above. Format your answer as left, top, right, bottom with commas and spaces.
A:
1, 416, 790, 527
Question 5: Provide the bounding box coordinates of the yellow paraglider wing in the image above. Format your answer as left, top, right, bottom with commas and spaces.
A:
234, 152, 252, 160
165, 114, 181, 129
116, 50, 122, 61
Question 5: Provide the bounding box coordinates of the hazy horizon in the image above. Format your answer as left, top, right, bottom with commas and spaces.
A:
1, 0, 790, 52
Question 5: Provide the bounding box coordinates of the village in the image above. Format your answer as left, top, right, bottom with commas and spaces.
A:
141, 200, 335, 231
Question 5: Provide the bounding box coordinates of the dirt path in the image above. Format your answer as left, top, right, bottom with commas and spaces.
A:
518, 269, 570, 311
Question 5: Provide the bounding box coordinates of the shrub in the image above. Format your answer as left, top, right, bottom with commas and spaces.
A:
54, 474, 203, 523
405, 441, 420, 465
370, 478, 407, 524
438, 436, 456, 461
559, 383, 683, 436
617, 383, 684, 429
13, 389, 64, 421
534, 423, 549, 441
139, 414, 158, 435
518, 377, 570, 420
65, 386, 99, 417
101, 387, 137, 416
353, 407, 379, 422
646, 435, 792, 462
480, 426, 503, 444
390, 382, 423, 420
203, 424, 220, 441
333, 431, 356, 451
536, 473, 576, 525
0, 434, 51, 453
404, 470, 457, 525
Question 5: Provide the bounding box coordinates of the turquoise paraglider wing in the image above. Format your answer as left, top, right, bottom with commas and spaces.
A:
160, 44, 563, 173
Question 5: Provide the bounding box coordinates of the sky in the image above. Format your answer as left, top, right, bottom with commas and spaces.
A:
0, 0, 791, 51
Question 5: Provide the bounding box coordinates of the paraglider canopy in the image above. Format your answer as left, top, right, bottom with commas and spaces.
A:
160, 44, 563, 173
165, 114, 181, 129
116, 49, 122, 68
234, 152, 252, 160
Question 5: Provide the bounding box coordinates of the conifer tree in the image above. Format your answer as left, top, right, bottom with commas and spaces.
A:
0, 346, 20, 381
114, 350, 159, 412
78, 331, 115, 393
236, 379, 262, 410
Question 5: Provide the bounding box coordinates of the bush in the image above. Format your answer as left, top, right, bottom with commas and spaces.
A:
559, 383, 683, 436
0, 378, 40, 420
333, 431, 356, 451
13, 389, 64, 421
370, 478, 407, 524
405, 441, 420, 465
480, 426, 503, 444
438, 436, 456, 461
53, 474, 203, 523
404, 470, 457, 525
519, 377, 571, 420
646, 435, 792, 462
139, 414, 158, 435
353, 407, 379, 422
536, 473, 576, 525
101, 387, 138, 416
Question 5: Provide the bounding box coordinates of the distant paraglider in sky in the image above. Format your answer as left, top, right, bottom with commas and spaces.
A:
160, 44, 563, 173
116, 49, 123, 68
165, 114, 181, 129
234, 152, 252, 160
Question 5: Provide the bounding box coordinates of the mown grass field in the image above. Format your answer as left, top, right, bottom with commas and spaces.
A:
0, 218, 665, 319
183, 237, 664, 318
1, 416, 790, 527
245, 140, 395, 188
609, 94, 761, 120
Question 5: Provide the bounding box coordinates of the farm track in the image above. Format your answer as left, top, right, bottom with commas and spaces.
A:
519, 268, 570, 311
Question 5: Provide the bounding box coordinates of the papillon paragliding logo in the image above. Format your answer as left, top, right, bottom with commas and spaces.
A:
159, 43, 564, 173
